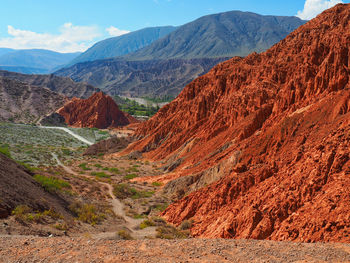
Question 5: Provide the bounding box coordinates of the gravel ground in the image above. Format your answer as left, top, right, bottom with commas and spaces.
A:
0, 237, 349, 263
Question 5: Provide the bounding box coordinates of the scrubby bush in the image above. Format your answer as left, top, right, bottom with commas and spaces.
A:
124, 173, 138, 180
68, 202, 106, 226
78, 163, 91, 171
34, 174, 71, 193
0, 144, 11, 158
113, 184, 154, 199
91, 171, 110, 178
156, 225, 190, 239
118, 230, 133, 240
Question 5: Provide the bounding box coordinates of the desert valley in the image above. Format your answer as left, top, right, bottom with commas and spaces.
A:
0, 1, 350, 262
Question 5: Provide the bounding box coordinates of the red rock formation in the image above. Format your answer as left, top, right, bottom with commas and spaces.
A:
125, 4, 350, 242
58, 92, 136, 129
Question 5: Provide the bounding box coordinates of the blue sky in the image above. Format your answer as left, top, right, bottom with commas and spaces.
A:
0, 0, 348, 52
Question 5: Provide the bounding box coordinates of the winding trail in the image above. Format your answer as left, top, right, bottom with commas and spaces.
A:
40, 126, 94, 146
51, 152, 156, 239
45, 126, 156, 238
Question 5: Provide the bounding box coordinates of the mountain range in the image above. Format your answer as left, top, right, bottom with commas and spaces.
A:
69, 26, 177, 65
56, 11, 306, 98
55, 57, 226, 97
0, 49, 80, 74
0, 70, 99, 98
124, 11, 306, 60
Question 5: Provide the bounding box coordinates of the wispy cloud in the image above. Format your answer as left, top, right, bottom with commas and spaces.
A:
0, 23, 101, 53
106, 26, 130, 37
296, 0, 343, 20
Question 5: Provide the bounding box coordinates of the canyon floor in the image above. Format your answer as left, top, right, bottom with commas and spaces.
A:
1, 124, 350, 262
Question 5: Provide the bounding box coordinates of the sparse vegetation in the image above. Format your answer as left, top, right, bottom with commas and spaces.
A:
113, 183, 155, 199
114, 96, 160, 117
156, 225, 190, 239
180, 219, 193, 230
79, 163, 91, 171
124, 173, 138, 180
117, 230, 133, 240
152, 182, 162, 187
140, 219, 155, 229
0, 144, 11, 158
91, 171, 110, 178
68, 202, 106, 226
109, 167, 120, 174
33, 174, 71, 193
154, 203, 169, 212
12, 205, 63, 223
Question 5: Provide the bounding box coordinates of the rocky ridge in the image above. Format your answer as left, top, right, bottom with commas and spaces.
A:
0, 76, 67, 123
126, 4, 350, 242
0, 70, 99, 98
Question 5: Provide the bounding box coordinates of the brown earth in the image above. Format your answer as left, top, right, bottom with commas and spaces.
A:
0, 76, 67, 123
1, 236, 350, 263
124, 4, 350, 242
57, 92, 137, 129
0, 153, 69, 219
0, 70, 99, 99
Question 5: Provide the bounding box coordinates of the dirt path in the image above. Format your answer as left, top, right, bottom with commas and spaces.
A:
51, 153, 156, 239
40, 126, 94, 145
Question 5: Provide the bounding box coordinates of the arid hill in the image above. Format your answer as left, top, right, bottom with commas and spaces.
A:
0, 70, 99, 98
126, 4, 350, 242
0, 76, 67, 123
0, 153, 69, 218
57, 92, 136, 129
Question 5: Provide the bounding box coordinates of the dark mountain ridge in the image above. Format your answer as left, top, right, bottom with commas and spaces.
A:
56, 11, 306, 98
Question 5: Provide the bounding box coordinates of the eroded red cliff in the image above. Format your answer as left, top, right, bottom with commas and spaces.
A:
126, 4, 350, 242
58, 92, 136, 129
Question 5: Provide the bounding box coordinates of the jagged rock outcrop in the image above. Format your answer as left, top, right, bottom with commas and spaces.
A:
57, 92, 136, 129
125, 4, 350, 242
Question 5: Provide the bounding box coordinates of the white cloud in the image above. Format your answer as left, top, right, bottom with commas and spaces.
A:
296, 0, 343, 20
106, 26, 130, 37
0, 23, 101, 53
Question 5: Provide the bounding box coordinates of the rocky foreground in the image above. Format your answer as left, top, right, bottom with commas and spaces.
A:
1, 237, 350, 263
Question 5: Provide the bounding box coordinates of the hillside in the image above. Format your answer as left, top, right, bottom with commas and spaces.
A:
0, 49, 80, 74
0, 70, 99, 98
69, 26, 177, 65
124, 11, 306, 60
0, 76, 67, 123
0, 153, 69, 218
125, 4, 350, 242
55, 58, 226, 98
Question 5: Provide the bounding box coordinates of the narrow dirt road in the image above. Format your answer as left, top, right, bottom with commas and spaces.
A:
40, 126, 94, 145
52, 153, 156, 239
